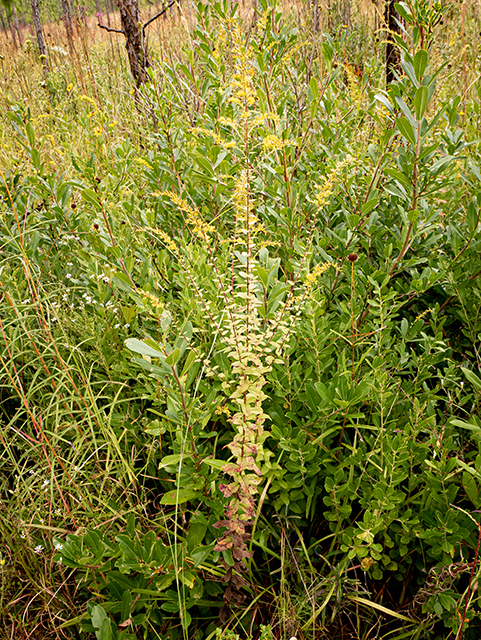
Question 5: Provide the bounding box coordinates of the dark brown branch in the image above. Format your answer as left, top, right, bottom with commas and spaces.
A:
142, 0, 177, 34
97, 22, 124, 34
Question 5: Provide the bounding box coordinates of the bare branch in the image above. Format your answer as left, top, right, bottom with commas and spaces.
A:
97, 22, 124, 34
142, 0, 177, 33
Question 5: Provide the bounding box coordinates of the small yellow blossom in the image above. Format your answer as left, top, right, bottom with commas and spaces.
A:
136, 157, 153, 169
218, 117, 237, 128
228, 22, 256, 114
109, 121, 117, 128
66, 83, 73, 92
142, 291, 164, 310
190, 127, 236, 149
160, 191, 214, 242
215, 405, 231, 417
258, 239, 280, 249
313, 156, 352, 209
257, 7, 272, 32
93, 127, 103, 137
305, 262, 333, 287
415, 308, 431, 322
262, 134, 284, 152
78, 94, 96, 106
148, 227, 178, 253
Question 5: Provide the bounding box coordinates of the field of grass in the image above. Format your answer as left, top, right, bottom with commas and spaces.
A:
3, 1, 481, 639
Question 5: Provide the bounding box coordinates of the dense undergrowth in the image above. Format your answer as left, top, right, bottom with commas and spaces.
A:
3, 0, 481, 638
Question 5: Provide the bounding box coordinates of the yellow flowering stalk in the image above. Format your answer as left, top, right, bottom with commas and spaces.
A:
305, 262, 333, 288
147, 227, 178, 254
228, 22, 256, 116
314, 155, 352, 209
190, 126, 236, 149
159, 191, 214, 243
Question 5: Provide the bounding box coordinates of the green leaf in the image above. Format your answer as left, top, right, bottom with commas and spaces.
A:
181, 350, 197, 377
309, 77, 319, 100
461, 367, 481, 390
361, 197, 379, 215
413, 49, 428, 81
25, 121, 35, 147
125, 338, 164, 358
396, 116, 417, 145
81, 188, 102, 209
413, 86, 429, 120
160, 488, 199, 505
191, 543, 216, 567
159, 454, 183, 468
201, 458, 226, 470
165, 347, 180, 366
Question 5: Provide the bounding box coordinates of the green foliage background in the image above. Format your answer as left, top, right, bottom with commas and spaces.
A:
3, 1, 481, 639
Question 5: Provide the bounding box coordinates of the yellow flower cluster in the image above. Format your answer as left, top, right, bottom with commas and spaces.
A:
283, 41, 308, 65
305, 262, 333, 287
78, 94, 96, 106
262, 134, 284, 152
218, 117, 237, 128
257, 7, 272, 32
415, 308, 431, 322
136, 157, 153, 169
233, 170, 255, 223
344, 63, 362, 109
160, 191, 214, 243
213, 23, 227, 61
190, 127, 236, 149
229, 23, 256, 114
215, 405, 231, 417
314, 156, 352, 209
142, 290, 164, 310
148, 227, 178, 253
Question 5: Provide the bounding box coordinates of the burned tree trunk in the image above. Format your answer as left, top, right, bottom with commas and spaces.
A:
117, 0, 150, 85
12, 5, 22, 46
6, 8, 18, 48
30, 0, 48, 70
61, 0, 74, 53
385, 0, 401, 84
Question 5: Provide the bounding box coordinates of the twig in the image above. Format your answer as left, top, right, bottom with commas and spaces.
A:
143, 0, 177, 34
97, 22, 123, 34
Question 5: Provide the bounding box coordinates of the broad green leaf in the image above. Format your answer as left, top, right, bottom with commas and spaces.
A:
396, 116, 417, 145
81, 188, 102, 209
125, 338, 164, 358
181, 350, 197, 377
413, 49, 428, 80
413, 86, 428, 120
191, 543, 216, 567
201, 458, 227, 470
461, 367, 481, 390
26, 121, 35, 147
160, 488, 199, 505
159, 454, 183, 468
165, 347, 180, 366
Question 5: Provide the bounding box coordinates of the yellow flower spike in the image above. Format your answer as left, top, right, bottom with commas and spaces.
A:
159, 192, 214, 243
305, 263, 333, 288
190, 126, 236, 149
147, 227, 178, 254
